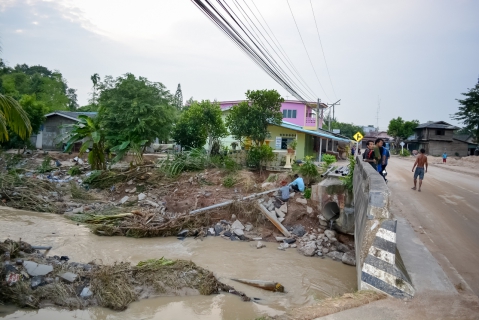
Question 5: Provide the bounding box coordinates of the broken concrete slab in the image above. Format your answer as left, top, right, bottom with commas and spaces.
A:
291, 243, 297, 248
279, 203, 288, 213
278, 217, 285, 223
325, 230, 337, 239
275, 237, 287, 242
306, 206, 313, 214
257, 201, 291, 237
278, 243, 289, 250
138, 193, 146, 201
208, 228, 215, 236
119, 196, 129, 204
245, 223, 253, 232
296, 198, 307, 205
128, 187, 137, 193
23, 261, 53, 277
275, 208, 285, 218
60, 272, 78, 283
257, 241, 265, 249
231, 220, 245, 230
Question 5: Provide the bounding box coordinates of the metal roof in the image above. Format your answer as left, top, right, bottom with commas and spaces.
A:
276, 121, 351, 143
45, 111, 98, 122
416, 121, 459, 130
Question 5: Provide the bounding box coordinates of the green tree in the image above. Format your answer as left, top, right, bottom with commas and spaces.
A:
173, 83, 183, 111
65, 115, 106, 170
226, 89, 284, 145
98, 73, 176, 153
90, 73, 100, 106
387, 117, 419, 143
172, 100, 227, 152
452, 82, 479, 143
330, 120, 364, 139
0, 60, 74, 112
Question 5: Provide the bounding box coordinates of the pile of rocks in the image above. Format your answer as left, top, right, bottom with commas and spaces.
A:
258, 196, 288, 222
296, 229, 356, 266
207, 218, 255, 241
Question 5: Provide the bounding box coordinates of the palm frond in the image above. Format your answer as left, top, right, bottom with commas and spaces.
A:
0, 94, 32, 141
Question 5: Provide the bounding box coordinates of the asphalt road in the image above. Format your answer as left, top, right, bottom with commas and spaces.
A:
385, 157, 479, 296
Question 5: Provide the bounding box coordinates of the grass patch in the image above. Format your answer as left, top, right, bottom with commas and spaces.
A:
223, 175, 237, 188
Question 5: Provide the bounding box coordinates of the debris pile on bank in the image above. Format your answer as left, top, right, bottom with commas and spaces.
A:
0, 239, 250, 310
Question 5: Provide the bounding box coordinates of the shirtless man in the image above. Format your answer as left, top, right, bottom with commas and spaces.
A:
412, 148, 428, 192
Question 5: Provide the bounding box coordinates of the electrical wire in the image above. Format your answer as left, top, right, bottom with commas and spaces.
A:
310, 0, 337, 99
242, 0, 319, 100
191, 0, 307, 101
285, 0, 330, 100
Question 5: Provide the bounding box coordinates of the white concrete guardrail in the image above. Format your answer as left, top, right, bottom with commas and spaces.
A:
353, 157, 415, 298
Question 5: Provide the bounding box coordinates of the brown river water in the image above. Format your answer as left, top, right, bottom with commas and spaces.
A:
0, 207, 356, 319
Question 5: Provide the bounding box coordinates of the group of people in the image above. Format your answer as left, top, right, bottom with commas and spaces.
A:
276, 174, 305, 202
362, 138, 390, 181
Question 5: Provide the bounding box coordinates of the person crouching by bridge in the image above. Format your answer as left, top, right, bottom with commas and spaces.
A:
289, 174, 305, 193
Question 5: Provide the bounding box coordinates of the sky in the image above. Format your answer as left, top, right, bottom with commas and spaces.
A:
1, 0, 478, 130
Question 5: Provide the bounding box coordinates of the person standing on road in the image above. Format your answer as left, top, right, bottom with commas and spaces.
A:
374, 138, 386, 179
412, 148, 428, 192
442, 151, 447, 164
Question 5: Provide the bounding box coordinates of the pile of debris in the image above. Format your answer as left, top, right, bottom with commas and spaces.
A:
0, 239, 250, 311
296, 229, 356, 266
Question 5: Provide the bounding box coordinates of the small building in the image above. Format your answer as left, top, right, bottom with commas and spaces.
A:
453, 134, 478, 156
34, 111, 97, 150
407, 121, 471, 156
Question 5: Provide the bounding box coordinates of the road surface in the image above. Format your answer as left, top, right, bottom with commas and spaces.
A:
386, 156, 479, 296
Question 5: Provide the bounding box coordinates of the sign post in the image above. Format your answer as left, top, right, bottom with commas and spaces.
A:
400, 141, 405, 154
353, 132, 364, 156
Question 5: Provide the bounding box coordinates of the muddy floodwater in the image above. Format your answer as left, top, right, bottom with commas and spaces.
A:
0, 207, 357, 319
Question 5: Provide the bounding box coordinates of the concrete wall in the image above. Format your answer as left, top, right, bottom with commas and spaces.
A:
353, 157, 415, 298
418, 140, 469, 157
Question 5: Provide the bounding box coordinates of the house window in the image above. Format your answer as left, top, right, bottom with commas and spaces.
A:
436, 129, 445, 135
282, 109, 297, 119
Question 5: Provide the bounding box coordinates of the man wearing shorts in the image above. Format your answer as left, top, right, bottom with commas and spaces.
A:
412, 148, 428, 192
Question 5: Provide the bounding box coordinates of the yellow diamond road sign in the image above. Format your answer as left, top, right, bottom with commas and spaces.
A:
353, 132, 364, 142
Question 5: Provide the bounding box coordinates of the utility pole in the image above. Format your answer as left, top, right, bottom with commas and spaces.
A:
326, 99, 341, 132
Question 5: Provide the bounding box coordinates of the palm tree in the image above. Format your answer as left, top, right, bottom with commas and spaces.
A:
0, 93, 32, 142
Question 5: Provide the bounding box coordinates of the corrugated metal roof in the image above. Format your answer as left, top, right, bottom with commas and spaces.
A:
276, 121, 351, 142
416, 121, 459, 130
45, 111, 98, 121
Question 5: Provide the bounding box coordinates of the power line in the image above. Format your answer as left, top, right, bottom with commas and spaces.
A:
228, 0, 314, 101
309, 0, 337, 99
285, 0, 329, 101
192, 0, 307, 101
242, 0, 319, 100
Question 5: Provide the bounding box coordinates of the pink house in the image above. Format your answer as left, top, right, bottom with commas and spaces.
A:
219, 100, 326, 130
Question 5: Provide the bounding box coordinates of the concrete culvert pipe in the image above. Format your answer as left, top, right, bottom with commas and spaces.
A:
323, 202, 340, 221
